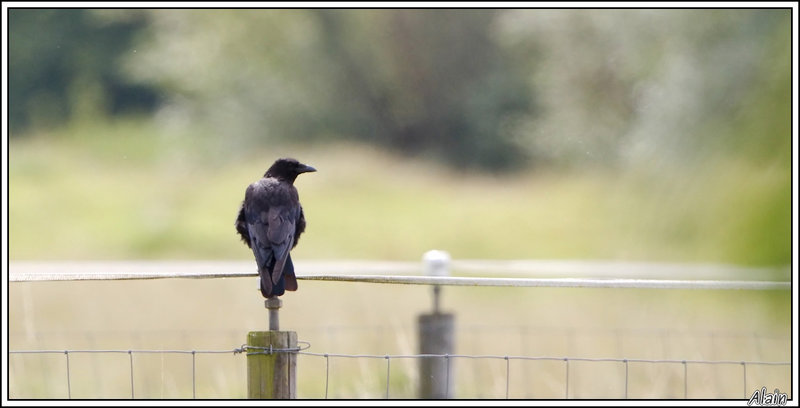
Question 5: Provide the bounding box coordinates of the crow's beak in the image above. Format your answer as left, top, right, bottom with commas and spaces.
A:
299, 164, 317, 174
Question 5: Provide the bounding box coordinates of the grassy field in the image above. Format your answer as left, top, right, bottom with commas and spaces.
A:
8, 119, 791, 264
8, 120, 793, 399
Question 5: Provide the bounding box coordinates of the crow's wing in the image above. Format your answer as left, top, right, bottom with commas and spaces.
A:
293, 206, 306, 248
242, 183, 275, 295
266, 205, 296, 285
246, 211, 275, 296
235, 203, 251, 248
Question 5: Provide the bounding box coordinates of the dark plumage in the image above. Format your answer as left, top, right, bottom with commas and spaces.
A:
236, 158, 316, 298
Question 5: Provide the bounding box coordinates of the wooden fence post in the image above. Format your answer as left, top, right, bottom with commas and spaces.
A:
246, 299, 296, 399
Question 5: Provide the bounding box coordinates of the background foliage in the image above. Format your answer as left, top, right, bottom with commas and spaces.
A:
11, 9, 790, 170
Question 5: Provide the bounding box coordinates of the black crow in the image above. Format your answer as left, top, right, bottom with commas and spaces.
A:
236, 158, 316, 298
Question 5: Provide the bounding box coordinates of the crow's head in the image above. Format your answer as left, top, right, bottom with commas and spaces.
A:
264, 158, 317, 183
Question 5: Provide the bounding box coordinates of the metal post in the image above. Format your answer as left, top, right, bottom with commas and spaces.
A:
418, 250, 455, 399
247, 299, 296, 399
424, 250, 450, 315
418, 313, 455, 399
432, 285, 441, 313
266, 298, 282, 331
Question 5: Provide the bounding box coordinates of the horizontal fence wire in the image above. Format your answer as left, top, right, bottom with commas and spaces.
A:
8, 260, 790, 290
9, 348, 791, 399
9, 260, 790, 287
295, 274, 790, 290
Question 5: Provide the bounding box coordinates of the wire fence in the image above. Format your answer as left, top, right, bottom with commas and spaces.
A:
9, 348, 234, 399
8, 346, 792, 399
302, 351, 792, 400
8, 260, 793, 399
9, 260, 791, 289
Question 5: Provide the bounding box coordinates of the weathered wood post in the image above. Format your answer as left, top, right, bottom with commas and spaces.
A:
247, 298, 297, 399
418, 250, 455, 399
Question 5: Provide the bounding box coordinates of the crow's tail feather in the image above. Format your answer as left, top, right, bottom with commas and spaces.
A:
259, 266, 274, 298
259, 262, 288, 298
284, 253, 298, 292
255, 244, 295, 298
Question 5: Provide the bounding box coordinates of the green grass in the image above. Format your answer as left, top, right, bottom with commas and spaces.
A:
9, 119, 791, 265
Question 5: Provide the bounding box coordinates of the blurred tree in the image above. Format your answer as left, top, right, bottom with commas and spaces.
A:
495, 9, 791, 169
124, 9, 532, 171
122, 10, 329, 150
8, 9, 159, 133
311, 10, 532, 170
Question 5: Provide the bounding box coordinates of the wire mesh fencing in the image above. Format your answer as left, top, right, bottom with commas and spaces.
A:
8, 260, 792, 399
9, 349, 233, 399
9, 344, 791, 399
300, 351, 791, 399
